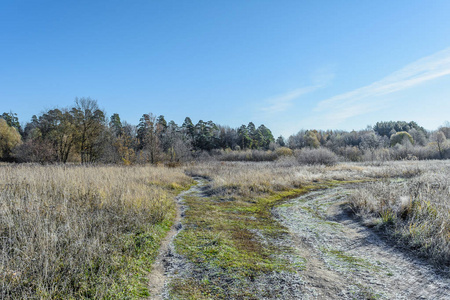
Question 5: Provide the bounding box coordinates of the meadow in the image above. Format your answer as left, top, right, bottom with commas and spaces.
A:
349, 160, 450, 268
167, 159, 450, 298
1, 159, 449, 299
0, 164, 192, 299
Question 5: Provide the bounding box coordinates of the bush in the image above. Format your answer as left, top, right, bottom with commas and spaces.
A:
218, 149, 278, 162
275, 147, 293, 157
295, 148, 338, 166
0, 119, 22, 161
13, 139, 56, 163
337, 146, 363, 162
390, 131, 413, 146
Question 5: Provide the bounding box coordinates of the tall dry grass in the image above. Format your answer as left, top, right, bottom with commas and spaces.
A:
2, 159, 447, 297
185, 159, 428, 198
349, 161, 450, 269
186, 160, 450, 270
0, 164, 192, 299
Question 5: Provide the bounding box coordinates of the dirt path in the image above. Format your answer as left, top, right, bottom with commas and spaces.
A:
148, 180, 450, 299
274, 186, 450, 299
147, 178, 207, 300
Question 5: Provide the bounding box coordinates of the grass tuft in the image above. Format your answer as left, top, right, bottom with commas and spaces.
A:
349, 164, 450, 269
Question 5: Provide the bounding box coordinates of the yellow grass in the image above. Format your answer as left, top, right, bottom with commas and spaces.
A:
0, 164, 192, 299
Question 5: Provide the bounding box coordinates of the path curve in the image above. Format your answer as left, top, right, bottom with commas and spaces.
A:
274, 185, 450, 299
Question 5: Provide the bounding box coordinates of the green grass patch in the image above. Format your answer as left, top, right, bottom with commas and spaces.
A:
88, 183, 194, 299
105, 222, 172, 299
353, 283, 382, 300
171, 180, 369, 298
321, 247, 382, 273
172, 187, 312, 298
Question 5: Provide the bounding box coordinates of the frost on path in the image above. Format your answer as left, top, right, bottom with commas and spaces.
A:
149, 181, 450, 299
274, 186, 450, 300
147, 178, 207, 300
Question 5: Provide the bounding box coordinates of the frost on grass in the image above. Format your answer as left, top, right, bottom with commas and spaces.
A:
0, 164, 192, 299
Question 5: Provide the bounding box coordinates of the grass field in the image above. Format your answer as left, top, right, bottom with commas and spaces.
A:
1, 160, 449, 299
167, 159, 444, 298
0, 164, 192, 299
349, 160, 450, 269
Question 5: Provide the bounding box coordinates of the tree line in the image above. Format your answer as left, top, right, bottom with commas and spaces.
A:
1, 98, 449, 163
287, 121, 449, 161
0, 98, 275, 163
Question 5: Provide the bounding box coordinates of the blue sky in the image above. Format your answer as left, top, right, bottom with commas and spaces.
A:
1, 1, 450, 137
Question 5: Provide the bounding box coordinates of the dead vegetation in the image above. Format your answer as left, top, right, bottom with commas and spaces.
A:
2, 159, 449, 299
170, 160, 450, 298
349, 160, 450, 270
0, 164, 192, 299
185, 159, 427, 198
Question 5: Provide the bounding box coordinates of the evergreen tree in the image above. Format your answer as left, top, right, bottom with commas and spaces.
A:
247, 122, 257, 148
304, 130, 320, 148
237, 125, 251, 149
256, 124, 274, 149
182, 117, 195, 138
109, 113, 122, 136
137, 113, 161, 163
276, 135, 286, 147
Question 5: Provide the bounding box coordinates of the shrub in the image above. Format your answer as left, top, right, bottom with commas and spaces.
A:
275, 147, 293, 157
13, 139, 56, 163
295, 148, 338, 166
337, 146, 363, 162
218, 149, 278, 162
390, 131, 413, 146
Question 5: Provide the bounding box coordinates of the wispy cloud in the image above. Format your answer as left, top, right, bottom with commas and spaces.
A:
260, 86, 319, 113
311, 65, 337, 87
259, 65, 336, 114
315, 47, 450, 123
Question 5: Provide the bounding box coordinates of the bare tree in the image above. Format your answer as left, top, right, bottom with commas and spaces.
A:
360, 132, 382, 162
432, 131, 447, 159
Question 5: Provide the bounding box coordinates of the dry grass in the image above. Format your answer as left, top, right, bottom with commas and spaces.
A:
170, 160, 425, 298
349, 160, 450, 269
2, 159, 448, 298
185, 159, 428, 199
0, 164, 192, 299
175, 160, 450, 298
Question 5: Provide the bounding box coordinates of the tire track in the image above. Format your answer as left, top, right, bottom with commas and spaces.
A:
274, 186, 450, 299
147, 178, 207, 299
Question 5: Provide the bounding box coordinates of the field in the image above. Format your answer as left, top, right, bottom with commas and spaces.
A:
0, 164, 193, 299
1, 160, 450, 299
349, 161, 450, 266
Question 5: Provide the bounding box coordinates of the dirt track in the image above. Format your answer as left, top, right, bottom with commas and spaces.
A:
147, 178, 207, 300
149, 182, 450, 299
274, 186, 450, 299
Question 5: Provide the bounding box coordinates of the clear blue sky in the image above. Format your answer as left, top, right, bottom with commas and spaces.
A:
1, 0, 450, 137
